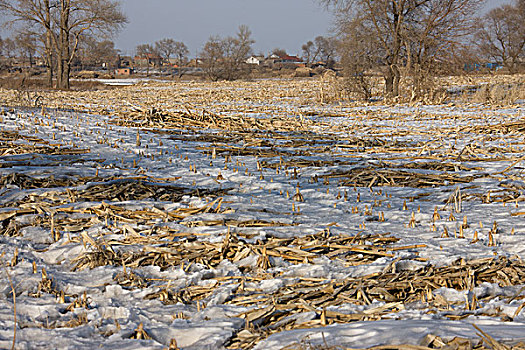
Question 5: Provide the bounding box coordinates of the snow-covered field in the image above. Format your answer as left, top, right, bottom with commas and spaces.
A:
1, 80, 525, 349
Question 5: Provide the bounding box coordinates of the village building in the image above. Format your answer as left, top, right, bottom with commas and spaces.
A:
187, 58, 203, 67
133, 53, 162, 67
118, 56, 133, 67
245, 56, 265, 65
270, 54, 305, 69
115, 67, 133, 76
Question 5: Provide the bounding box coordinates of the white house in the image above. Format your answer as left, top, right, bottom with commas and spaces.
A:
246, 56, 264, 65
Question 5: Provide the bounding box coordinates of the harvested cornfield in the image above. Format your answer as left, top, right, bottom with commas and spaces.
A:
1, 78, 525, 350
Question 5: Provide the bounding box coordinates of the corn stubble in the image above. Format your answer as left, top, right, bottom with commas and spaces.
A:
1, 78, 525, 349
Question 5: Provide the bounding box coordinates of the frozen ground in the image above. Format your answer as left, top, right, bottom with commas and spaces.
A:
1, 82, 525, 349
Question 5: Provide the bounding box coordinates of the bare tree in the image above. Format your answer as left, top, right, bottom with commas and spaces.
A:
403, 0, 482, 98
55, 0, 127, 89
324, 0, 483, 98
79, 38, 118, 69
200, 25, 254, 81
314, 36, 337, 64
155, 38, 188, 69
2, 37, 16, 59
135, 43, 157, 75
0, 36, 6, 70
136, 44, 154, 57
1, 37, 17, 67
0, 0, 54, 84
302, 36, 338, 67
231, 25, 254, 69
200, 36, 224, 81
302, 41, 315, 65
173, 41, 189, 66
0, 0, 127, 89
339, 17, 383, 100
475, 1, 525, 73
155, 38, 176, 61
271, 48, 287, 57
15, 31, 37, 67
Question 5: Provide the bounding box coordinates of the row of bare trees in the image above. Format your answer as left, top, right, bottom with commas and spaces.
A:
0, 0, 126, 89
2, 1, 522, 92
324, 0, 486, 99
135, 38, 189, 67
133, 27, 254, 81
323, 0, 525, 100
0, 34, 118, 71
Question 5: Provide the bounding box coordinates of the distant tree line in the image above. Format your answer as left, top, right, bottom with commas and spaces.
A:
2, 0, 524, 92
135, 39, 189, 67
0, 33, 40, 70
0, 33, 120, 72
135, 25, 256, 81
0, 0, 127, 89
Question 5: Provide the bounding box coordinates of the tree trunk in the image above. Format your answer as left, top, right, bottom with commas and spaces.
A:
385, 64, 401, 98
385, 66, 394, 97
46, 65, 53, 88
58, 60, 70, 89
57, 58, 71, 89
45, 48, 53, 88
56, 53, 63, 88
392, 65, 400, 97
505, 61, 516, 74
44, 0, 54, 88
57, 0, 71, 89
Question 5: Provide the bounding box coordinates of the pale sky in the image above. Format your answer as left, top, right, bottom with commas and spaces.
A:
115, 0, 333, 57
115, 0, 510, 57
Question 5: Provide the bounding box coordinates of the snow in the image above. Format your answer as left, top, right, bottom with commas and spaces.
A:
1, 87, 525, 349
255, 319, 525, 349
